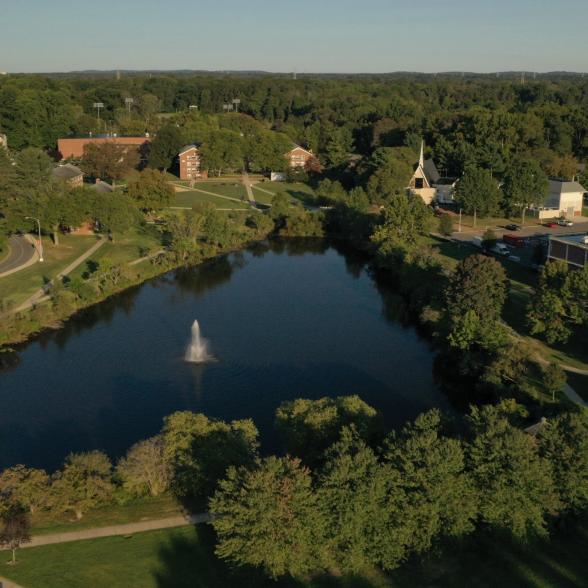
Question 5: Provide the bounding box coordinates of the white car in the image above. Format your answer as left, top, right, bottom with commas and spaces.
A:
557, 219, 573, 227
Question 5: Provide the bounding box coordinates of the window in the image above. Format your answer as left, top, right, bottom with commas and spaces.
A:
415, 178, 424, 189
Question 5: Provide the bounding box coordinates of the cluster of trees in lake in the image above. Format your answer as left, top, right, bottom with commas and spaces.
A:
1, 395, 586, 578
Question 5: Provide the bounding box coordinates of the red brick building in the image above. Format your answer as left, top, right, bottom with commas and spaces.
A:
178, 145, 205, 180
58, 136, 150, 159
286, 145, 314, 169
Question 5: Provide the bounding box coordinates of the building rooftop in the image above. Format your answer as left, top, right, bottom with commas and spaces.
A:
548, 179, 586, 194
551, 233, 588, 248
178, 144, 198, 155
53, 164, 83, 180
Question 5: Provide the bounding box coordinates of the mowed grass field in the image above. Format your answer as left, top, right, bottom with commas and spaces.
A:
0, 234, 98, 308
251, 181, 317, 206
172, 190, 249, 210
2, 516, 587, 588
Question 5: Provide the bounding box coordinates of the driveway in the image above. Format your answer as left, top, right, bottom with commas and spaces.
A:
0, 235, 38, 277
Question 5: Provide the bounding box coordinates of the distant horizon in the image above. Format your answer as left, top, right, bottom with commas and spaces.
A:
3, 69, 588, 76
2, 0, 587, 74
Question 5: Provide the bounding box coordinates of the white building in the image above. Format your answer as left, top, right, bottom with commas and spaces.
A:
543, 180, 586, 218
408, 143, 457, 205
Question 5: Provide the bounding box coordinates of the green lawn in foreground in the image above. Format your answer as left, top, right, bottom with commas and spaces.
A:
2, 516, 587, 588
0, 234, 98, 308
173, 190, 249, 210
196, 182, 247, 200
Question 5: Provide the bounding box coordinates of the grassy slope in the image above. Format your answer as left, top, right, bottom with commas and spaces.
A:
251, 182, 316, 205
429, 236, 588, 373
30, 495, 182, 536
173, 190, 248, 209
0, 235, 98, 307
66, 227, 162, 281
2, 516, 587, 588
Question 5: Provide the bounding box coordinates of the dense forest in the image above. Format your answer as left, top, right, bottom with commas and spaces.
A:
1, 73, 587, 180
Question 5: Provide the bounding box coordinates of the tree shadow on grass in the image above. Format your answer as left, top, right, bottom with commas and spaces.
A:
153, 525, 390, 588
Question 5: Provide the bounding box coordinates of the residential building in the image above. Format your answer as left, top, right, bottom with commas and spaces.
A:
543, 180, 586, 217
408, 143, 457, 205
548, 234, 588, 268
57, 135, 150, 159
52, 163, 84, 187
178, 145, 204, 180
286, 145, 314, 169
92, 178, 115, 193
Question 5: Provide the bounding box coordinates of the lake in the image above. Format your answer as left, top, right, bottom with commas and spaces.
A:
0, 239, 450, 471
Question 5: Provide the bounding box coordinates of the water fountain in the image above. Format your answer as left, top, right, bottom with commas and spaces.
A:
185, 320, 213, 363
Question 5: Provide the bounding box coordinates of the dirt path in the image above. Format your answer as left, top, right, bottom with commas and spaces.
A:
16, 513, 212, 550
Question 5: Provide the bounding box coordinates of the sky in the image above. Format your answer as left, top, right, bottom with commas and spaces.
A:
1, 0, 587, 73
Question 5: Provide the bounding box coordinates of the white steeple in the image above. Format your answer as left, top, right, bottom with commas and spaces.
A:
419, 140, 425, 168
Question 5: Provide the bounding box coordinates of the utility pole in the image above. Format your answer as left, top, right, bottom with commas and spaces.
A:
25, 216, 44, 262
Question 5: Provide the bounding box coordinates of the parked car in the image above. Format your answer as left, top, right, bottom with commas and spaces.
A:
544, 222, 558, 228
491, 243, 511, 257
505, 223, 521, 231
557, 219, 573, 227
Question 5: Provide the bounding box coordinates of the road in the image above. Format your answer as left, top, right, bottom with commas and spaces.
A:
452, 217, 588, 243
0, 235, 37, 277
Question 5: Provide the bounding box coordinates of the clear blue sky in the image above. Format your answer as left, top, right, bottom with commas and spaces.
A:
2, 0, 587, 73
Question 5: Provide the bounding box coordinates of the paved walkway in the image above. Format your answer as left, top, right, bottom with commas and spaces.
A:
563, 383, 587, 408
0, 576, 25, 588
0, 235, 38, 278
20, 512, 211, 550
241, 172, 257, 205
12, 237, 107, 314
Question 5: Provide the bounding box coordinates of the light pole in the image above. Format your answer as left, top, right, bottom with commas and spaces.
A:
125, 97, 134, 114
25, 216, 43, 262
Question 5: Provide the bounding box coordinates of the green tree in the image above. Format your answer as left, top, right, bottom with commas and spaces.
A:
482, 228, 497, 251
0, 499, 31, 565
117, 436, 171, 497
445, 254, 508, 324
317, 428, 410, 572
527, 261, 581, 344
383, 410, 477, 553
210, 456, 325, 579
275, 395, 381, 464
438, 213, 454, 236
147, 124, 184, 171
538, 413, 588, 512
162, 412, 259, 500
454, 166, 502, 225
0, 466, 49, 514
127, 169, 175, 210
542, 362, 566, 402
91, 192, 141, 242
371, 194, 433, 259
502, 158, 548, 223
467, 403, 558, 539
48, 451, 114, 520
81, 142, 139, 186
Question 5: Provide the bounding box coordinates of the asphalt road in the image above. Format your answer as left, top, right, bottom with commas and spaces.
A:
452, 218, 588, 243
0, 234, 36, 275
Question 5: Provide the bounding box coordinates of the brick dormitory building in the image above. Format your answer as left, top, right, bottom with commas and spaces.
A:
57, 135, 150, 159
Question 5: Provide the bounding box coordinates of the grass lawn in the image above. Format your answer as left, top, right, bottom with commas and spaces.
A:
30, 495, 182, 536
196, 182, 247, 201
2, 516, 587, 588
565, 371, 588, 402
173, 190, 249, 210
583, 207, 588, 217
251, 181, 317, 206
66, 227, 162, 281
0, 234, 98, 308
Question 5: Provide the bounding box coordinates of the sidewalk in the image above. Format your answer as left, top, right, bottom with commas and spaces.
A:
12, 237, 106, 314
21, 512, 211, 550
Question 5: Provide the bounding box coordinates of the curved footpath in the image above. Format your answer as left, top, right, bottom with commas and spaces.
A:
0, 235, 38, 278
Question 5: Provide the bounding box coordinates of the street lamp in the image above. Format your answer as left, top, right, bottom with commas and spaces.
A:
124, 97, 134, 114
25, 216, 43, 262
232, 98, 241, 113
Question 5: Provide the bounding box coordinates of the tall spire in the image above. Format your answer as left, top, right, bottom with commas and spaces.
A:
419, 140, 425, 168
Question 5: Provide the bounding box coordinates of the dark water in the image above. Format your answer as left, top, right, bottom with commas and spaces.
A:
0, 240, 450, 471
